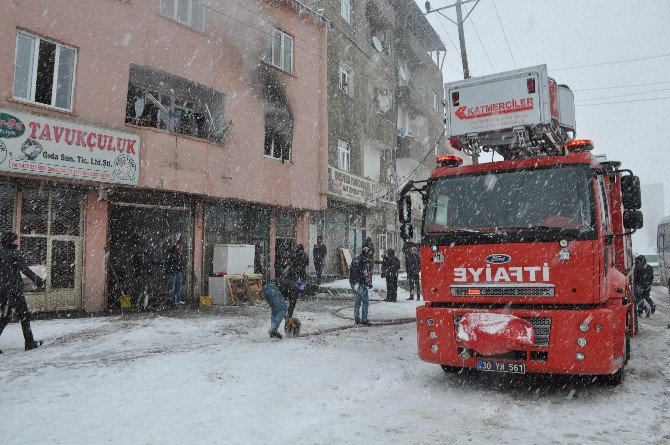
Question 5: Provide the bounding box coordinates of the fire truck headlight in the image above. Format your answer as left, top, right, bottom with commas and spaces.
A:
431, 344, 439, 353
575, 352, 585, 362
579, 322, 589, 332
577, 337, 587, 347
429, 331, 437, 339
559, 239, 568, 248
427, 319, 435, 326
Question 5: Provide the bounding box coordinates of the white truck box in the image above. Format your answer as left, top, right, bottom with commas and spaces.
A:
212, 244, 255, 276
444, 65, 575, 155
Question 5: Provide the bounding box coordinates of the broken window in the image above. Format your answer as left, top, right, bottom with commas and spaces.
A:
13, 31, 77, 110
160, 0, 204, 31
337, 139, 350, 171
264, 29, 293, 74
263, 100, 293, 162
339, 65, 353, 95
125, 64, 226, 143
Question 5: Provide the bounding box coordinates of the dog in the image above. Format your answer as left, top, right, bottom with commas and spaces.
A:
284, 316, 302, 337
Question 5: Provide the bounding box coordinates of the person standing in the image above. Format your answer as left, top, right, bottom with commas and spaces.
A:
278, 253, 300, 320
254, 245, 263, 276
634, 255, 656, 317
363, 237, 375, 260
0, 232, 45, 353
262, 281, 287, 339
349, 246, 373, 325
403, 241, 421, 301
312, 236, 327, 285
131, 242, 161, 309
294, 244, 309, 282
165, 239, 186, 305
382, 249, 401, 302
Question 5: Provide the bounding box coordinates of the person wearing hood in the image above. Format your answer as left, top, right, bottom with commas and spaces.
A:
634, 255, 656, 317
0, 231, 45, 353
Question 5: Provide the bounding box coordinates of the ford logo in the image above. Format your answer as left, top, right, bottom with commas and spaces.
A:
486, 254, 511, 264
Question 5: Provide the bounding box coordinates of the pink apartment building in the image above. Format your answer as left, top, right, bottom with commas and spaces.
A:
0, 0, 328, 312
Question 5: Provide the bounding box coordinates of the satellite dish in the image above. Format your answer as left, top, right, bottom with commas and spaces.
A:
378, 94, 391, 113
372, 36, 384, 53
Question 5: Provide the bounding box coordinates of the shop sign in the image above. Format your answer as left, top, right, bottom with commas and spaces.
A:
327, 166, 374, 206
0, 108, 140, 185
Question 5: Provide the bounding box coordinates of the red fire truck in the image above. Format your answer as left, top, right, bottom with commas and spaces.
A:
399, 66, 643, 384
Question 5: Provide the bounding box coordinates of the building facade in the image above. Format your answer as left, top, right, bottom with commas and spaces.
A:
0, 0, 328, 312
303, 0, 446, 274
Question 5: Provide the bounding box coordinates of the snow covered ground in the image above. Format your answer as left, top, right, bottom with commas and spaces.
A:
1, 286, 669, 444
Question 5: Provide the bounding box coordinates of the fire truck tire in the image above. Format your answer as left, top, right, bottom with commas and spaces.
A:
624, 324, 631, 365
634, 307, 639, 335
441, 365, 465, 374
606, 330, 629, 386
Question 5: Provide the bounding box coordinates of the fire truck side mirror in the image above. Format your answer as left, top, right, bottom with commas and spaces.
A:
399, 195, 412, 223
621, 175, 642, 210
623, 209, 643, 230
400, 223, 414, 241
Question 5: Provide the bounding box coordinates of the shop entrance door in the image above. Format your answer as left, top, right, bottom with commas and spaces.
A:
20, 188, 84, 311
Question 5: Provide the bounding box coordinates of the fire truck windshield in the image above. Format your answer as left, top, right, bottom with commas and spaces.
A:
424, 165, 595, 241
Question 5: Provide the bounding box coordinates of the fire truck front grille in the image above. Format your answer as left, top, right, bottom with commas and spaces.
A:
453, 315, 552, 348
450, 284, 555, 297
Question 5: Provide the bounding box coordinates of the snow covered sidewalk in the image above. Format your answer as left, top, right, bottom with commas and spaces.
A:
1, 289, 669, 444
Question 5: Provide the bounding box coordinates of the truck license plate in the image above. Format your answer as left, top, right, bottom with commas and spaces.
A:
477, 359, 525, 374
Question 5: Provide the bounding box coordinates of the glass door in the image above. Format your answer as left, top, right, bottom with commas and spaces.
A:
20, 188, 83, 311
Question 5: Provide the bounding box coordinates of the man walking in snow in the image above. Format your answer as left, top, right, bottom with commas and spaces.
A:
165, 239, 186, 305
262, 282, 287, 339
349, 246, 373, 325
312, 236, 327, 285
634, 255, 656, 317
403, 241, 421, 300
0, 231, 45, 353
382, 249, 401, 302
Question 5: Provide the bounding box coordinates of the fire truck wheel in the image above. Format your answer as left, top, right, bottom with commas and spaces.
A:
625, 321, 631, 365
634, 307, 639, 335
606, 330, 628, 386
441, 365, 465, 374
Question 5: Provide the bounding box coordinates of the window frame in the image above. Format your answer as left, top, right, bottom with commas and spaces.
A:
13, 30, 78, 112
160, 0, 205, 31
264, 130, 292, 163
265, 29, 294, 75
341, 0, 352, 24
339, 65, 353, 96
337, 138, 351, 171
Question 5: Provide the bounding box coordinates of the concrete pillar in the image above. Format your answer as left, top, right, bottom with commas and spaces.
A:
83, 190, 108, 312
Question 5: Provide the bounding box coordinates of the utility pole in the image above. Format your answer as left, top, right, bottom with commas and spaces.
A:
425, 0, 480, 162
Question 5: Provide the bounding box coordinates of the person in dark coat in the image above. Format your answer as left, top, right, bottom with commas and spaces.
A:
403, 241, 421, 300
294, 244, 309, 281
312, 236, 327, 285
382, 249, 401, 302
254, 245, 263, 276
278, 251, 300, 319
634, 255, 656, 317
363, 237, 375, 260
165, 239, 186, 305
131, 242, 161, 308
349, 246, 373, 325
0, 231, 45, 353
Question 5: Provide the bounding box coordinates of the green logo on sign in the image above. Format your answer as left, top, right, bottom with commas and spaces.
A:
0, 113, 26, 138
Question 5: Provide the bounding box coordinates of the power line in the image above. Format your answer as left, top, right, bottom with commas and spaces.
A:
552, 53, 670, 71
575, 96, 670, 107
468, 17, 495, 72
573, 80, 670, 92
491, 0, 516, 68
575, 86, 670, 102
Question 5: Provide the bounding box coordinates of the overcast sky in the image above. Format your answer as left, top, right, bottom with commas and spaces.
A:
421, 0, 670, 212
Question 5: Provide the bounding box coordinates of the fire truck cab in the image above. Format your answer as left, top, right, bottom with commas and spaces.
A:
399, 141, 643, 384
